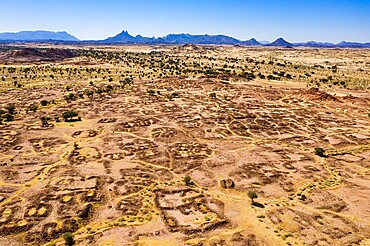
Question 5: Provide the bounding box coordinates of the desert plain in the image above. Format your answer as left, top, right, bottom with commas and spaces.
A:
0, 44, 369, 246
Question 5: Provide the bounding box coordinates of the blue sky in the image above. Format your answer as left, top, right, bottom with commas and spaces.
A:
0, 0, 369, 42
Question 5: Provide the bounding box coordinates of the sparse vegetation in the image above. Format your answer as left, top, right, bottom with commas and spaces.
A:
299, 194, 307, 201
0, 44, 368, 245
28, 103, 38, 112
184, 176, 193, 186
5, 104, 16, 114
62, 232, 75, 246
314, 147, 326, 157
62, 110, 80, 122
209, 92, 217, 98
147, 89, 156, 96
40, 100, 49, 106
3, 113, 14, 121
248, 191, 258, 203
40, 116, 51, 126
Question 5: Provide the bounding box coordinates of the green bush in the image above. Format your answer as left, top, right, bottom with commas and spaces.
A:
86, 91, 94, 97
5, 104, 16, 114
64, 93, 76, 101
62, 111, 80, 122
40, 100, 48, 106
40, 116, 51, 126
184, 176, 193, 186
28, 104, 38, 112
62, 232, 75, 246
3, 113, 14, 122
299, 194, 307, 201
314, 147, 326, 157
147, 89, 156, 96
171, 92, 179, 98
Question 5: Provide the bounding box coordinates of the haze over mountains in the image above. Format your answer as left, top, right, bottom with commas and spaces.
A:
0, 30, 369, 48
0, 31, 79, 41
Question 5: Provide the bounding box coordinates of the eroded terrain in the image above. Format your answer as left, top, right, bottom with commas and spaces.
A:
0, 45, 369, 245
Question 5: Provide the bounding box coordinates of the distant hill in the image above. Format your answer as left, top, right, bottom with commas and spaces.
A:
267, 38, 293, 47
161, 33, 243, 44
0, 31, 79, 41
336, 41, 370, 48
294, 41, 336, 48
104, 30, 154, 43
241, 38, 261, 46
294, 41, 370, 48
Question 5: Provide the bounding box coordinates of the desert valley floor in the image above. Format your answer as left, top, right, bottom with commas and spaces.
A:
0, 44, 369, 245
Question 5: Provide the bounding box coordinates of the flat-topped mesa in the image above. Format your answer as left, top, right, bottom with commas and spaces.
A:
0, 30, 79, 41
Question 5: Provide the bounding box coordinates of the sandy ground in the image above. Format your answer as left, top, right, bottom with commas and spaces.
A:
0, 45, 369, 245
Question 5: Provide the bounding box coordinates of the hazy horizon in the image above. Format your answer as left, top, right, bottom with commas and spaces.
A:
0, 0, 369, 43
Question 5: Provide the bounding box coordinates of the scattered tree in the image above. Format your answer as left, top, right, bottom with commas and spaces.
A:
248, 191, 258, 203
184, 176, 193, 186
40, 116, 51, 127
62, 110, 80, 122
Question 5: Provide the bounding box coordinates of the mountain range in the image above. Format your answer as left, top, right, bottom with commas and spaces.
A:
0, 30, 369, 48
0, 31, 79, 41
102, 31, 262, 46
